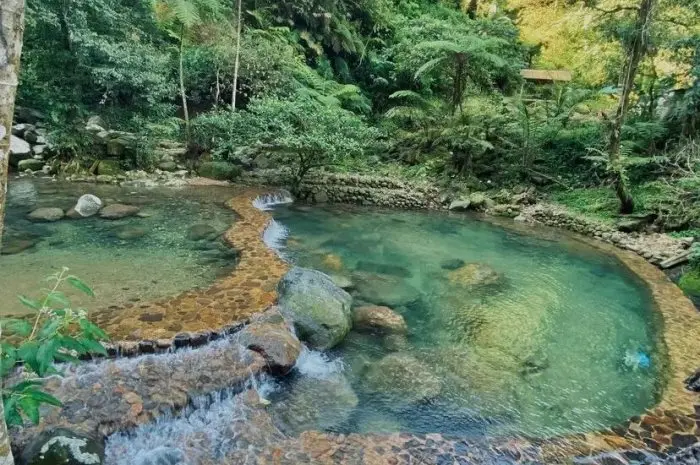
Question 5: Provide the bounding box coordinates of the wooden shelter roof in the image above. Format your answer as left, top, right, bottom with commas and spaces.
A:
520, 69, 573, 82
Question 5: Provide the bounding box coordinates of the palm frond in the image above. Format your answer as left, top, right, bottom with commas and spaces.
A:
414, 57, 446, 80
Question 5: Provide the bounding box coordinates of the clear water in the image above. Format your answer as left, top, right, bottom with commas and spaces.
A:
0, 178, 240, 317
270, 204, 665, 439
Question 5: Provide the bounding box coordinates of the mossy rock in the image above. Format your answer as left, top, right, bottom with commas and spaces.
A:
197, 161, 242, 181
96, 160, 123, 176
679, 270, 700, 296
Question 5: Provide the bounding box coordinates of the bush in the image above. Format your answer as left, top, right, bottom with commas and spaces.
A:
197, 161, 243, 181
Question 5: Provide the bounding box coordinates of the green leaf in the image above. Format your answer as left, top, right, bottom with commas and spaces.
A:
46, 291, 70, 308
18, 396, 41, 425
24, 388, 62, 407
39, 318, 62, 339
18, 341, 40, 375
77, 337, 107, 356
17, 295, 42, 311
79, 320, 109, 341
9, 380, 43, 393
3, 395, 23, 426
3, 319, 32, 337
36, 339, 59, 376
66, 276, 95, 297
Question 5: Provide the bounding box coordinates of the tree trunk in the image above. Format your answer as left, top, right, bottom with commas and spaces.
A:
178, 26, 189, 141
607, 0, 656, 214
231, 0, 242, 111
0, 1, 25, 463
466, 0, 478, 19
452, 53, 466, 114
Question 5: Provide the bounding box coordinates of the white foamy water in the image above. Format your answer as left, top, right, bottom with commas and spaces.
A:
252, 190, 294, 211
262, 219, 288, 257
294, 347, 345, 379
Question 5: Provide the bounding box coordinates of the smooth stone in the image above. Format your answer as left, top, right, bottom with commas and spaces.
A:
449, 199, 471, 211
18, 158, 45, 172
352, 271, 421, 308
440, 258, 465, 270
99, 204, 140, 220
186, 224, 218, 241
448, 263, 502, 288
73, 194, 103, 218
114, 226, 148, 240
277, 267, 353, 351
364, 353, 441, 404
21, 428, 104, 465
329, 274, 354, 290
1, 237, 37, 255
353, 306, 408, 334
27, 207, 64, 222
355, 261, 412, 278
237, 319, 301, 375
10, 134, 31, 159
158, 161, 178, 172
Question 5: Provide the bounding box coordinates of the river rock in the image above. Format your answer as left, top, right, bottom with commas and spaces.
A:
18, 158, 44, 172
10, 134, 31, 161
448, 263, 502, 288
352, 271, 422, 307
353, 306, 408, 334
134, 447, 185, 465
329, 274, 354, 290
469, 192, 495, 211
21, 428, 105, 465
271, 374, 358, 435
114, 226, 148, 240
364, 353, 441, 404
238, 319, 301, 375
158, 161, 178, 172
96, 160, 123, 176
27, 207, 64, 222
73, 194, 103, 218
355, 261, 412, 278
1, 237, 37, 255
99, 204, 140, 220
440, 258, 465, 270
277, 267, 353, 350
449, 199, 471, 211
186, 224, 218, 241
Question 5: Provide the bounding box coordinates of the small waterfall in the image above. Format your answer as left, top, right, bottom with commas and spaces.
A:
252, 190, 293, 211
294, 346, 344, 380
262, 219, 288, 257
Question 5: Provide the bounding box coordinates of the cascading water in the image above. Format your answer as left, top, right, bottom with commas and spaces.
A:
261, 219, 288, 257
252, 190, 294, 211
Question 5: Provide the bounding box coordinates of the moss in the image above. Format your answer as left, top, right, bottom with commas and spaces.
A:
197, 161, 242, 181
679, 270, 700, 296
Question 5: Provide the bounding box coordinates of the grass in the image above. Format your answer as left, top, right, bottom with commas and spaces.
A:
679, 270, 700, 296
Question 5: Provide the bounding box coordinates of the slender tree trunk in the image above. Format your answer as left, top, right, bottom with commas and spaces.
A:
466, 0, 478, 19
453, 53, 466, 114
0, 1, 25, 463
231, 0, 242, 110
178, 25, 190, 141
215, 66, 220, 106
607, 0, 656, 214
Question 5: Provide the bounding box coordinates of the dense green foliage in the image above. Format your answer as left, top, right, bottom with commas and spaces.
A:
1, 269, 108, 427
14, 0, 700, 230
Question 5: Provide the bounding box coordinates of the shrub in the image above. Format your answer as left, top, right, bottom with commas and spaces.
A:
197, 161, 243, 181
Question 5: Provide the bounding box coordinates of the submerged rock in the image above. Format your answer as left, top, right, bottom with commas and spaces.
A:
133, 447, 185, 465
364, 353, 441, 404
1, 237, 37, 255
355, 261, 412, 278
99, 204, 140, 220
278, 268, 353, 350
329, 274, 354, 290
21, 428, 104, 465
186, 224, 218, 241
448, 263, 502, 288
27, 207, 64, 222
238, 317, 301, 375
353, 306, 408, 334
114, 226, 148, 241
352, 271, 421, 308
272, 374, 358, 434
440, 258, 465, 270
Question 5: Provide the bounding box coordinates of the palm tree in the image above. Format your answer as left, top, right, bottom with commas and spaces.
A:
414, 36, 508, 114
152, 0, 222, 139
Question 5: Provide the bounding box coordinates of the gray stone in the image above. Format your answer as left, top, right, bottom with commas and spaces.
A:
32, 144, 47, 156
186, 224, 218, 241
134, 447, 185, 465
329, 274, 354, 290
449, 199, 471, 211
23, 128, 40, 144
364, 353, 441, 404
10, 134, 31, 161
237, 319, 301, 375
277, 267, 353, 350
114, 226, 148, 240
28, 207, 64, 222
1, 237, 37, 255
440, 259, 465, 270
271, 374, 358, 435
73, 194, 103, 218
158, 161, 178, 172
353, 305, 408, 334
12, 123, 34, 137
21, 428, 104, 465
18, 158, 45, 172
99, 204, 140, 220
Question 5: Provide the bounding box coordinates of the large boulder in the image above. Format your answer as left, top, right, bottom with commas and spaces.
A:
271, 374, 358, 435
364, 353, 441, 404
197, 161, 242, 181
9, 135, 32, 166
96, 160, 122, 176
352, 271, 422, 308
468, 192, 495, 211
18, 159, 45, 172
72, 194, 103, 218
277, 267, 353, 350
448, 199, 471, 211
353, 306, 408, 334
99, 204, 140, 220
21, 428, 104, 465
238, 316, 301, 375
27, 207, 64, 222
448, 263, 502, 288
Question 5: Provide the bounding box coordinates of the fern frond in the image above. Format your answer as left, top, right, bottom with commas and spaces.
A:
414, 57, 446, 80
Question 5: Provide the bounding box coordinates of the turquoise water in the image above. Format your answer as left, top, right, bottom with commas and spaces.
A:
1, 178, 240, 316
271, 204, 665, 439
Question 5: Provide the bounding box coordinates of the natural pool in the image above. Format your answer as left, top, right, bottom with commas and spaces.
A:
268, 204, 666, 439
0, 178, 240, 318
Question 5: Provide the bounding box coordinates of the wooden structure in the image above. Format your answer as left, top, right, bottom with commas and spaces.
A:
520, 69, 573, 83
